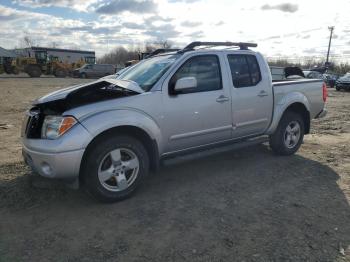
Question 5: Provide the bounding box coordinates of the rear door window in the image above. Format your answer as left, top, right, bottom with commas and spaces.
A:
227, 55, 262, 88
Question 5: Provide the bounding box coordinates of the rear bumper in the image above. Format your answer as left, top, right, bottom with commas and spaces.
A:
315, 108, 327, 119
22, 146, 84, 179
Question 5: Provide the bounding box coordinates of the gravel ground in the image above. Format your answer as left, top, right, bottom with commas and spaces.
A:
0, 76, 349, 261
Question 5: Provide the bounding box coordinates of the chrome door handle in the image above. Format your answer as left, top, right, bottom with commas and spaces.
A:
216, 95, 230, 103
257, 90, 268, 97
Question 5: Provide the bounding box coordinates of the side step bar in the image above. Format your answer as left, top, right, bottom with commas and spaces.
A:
161, 136, 269, 166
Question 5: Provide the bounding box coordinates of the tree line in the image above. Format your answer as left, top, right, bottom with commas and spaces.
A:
268, 59, 350, 75
97, 41, 173, 66
98, 41, 350, 75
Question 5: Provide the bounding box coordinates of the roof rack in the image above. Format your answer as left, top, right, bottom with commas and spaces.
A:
180, 41, 258, 52
142, 48, 180, 59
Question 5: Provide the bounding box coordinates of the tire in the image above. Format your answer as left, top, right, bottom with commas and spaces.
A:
54, 68, 67, 78
12, 67, 19, 75
26, 65, 42, 77
80, 73, 87, 79
81, 135, 149, 202
335, 85, 341, 91
269, 111, 305, 156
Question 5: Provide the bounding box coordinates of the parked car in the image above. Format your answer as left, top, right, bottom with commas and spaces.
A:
21, 41, 327, 202
303, 70, 324, 79
101, 67, 129, 80
73, 64, 116, 78
323, 73, 339, 88
335, 73, 350, 91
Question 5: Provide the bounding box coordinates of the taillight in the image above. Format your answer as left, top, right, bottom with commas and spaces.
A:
322, 82, 327, 102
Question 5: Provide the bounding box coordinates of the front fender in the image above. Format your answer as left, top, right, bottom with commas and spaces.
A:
266, 92, 310, 135
79, 109, 163, 152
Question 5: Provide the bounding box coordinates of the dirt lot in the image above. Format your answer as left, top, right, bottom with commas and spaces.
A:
0, 76, 349, 261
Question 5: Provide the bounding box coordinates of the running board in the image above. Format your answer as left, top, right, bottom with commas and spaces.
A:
161, 136, 269, 166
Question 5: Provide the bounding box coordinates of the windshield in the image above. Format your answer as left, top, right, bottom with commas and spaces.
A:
119, 54, 180, 91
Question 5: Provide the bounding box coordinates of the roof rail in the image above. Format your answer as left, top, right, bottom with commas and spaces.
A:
180, 41, 258, 52
142, 48, 180, 59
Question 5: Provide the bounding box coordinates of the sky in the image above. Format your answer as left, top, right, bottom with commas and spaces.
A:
1, 0, 350, 61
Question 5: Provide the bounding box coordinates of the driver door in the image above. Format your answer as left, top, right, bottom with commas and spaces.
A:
161, 54, 232, 153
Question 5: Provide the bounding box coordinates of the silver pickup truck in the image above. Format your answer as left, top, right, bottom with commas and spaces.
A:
22, 42, 327, 202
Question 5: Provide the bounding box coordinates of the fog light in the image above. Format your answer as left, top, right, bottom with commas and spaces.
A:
41, 162, 53, 176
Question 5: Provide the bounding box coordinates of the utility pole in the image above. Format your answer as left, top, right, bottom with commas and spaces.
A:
325, 26, 334, 70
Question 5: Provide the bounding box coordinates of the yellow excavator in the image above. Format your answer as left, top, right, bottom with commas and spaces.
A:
6, 50, 86, 77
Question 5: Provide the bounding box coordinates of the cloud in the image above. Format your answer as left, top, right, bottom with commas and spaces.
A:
265, 35, 280, 40
168, 0, 201, 2
67, 25, 120, 34
303, 48, 317, 54
145, 23, 180, 39
122, 22, 146, 30
95, 0, 157, 14
12, 0, 97, 12
0, 4, 47, 21
186, 30, 204, 38
180, 21, 202, 27
144, 15, 173, 23
261, 3, 298, 13
302, 35, 310, 39
214, 21, 225, 26
0, 9, 21, 21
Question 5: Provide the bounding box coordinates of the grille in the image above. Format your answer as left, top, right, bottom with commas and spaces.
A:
24, 108, 44, 138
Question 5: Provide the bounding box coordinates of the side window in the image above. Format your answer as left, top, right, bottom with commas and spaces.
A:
169, 55, 222, 94
227, 55, 261, 88
246, 55, 261, 85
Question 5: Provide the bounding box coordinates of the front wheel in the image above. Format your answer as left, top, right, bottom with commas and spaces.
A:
26, 65, 42, 77
269, 111, 305, 155
81, 135, 149, 202
335, 85, 341, 91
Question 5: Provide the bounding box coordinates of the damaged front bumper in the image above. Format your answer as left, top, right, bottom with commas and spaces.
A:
22, 123, 92, 180
22, 146, 84, 180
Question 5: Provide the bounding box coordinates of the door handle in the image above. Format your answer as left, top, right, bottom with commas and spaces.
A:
216, 95, 230, 103
257, 90, 268, 97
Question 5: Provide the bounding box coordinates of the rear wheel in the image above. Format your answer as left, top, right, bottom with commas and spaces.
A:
26, 65, 42, 77
269, 111, 305, 155
82, 135, 149, 202
335, 85, 341, 91
12, 67, 19, 75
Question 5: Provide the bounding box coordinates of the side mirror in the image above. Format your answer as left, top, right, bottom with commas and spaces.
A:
174, 77, 197, 92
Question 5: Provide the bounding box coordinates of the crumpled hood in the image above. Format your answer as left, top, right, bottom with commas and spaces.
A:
34, 79, 144, 105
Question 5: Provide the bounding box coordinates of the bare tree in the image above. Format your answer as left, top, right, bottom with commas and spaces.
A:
23, 36, 34, 47
144, 40, 173, 53
97, 46, 139, 66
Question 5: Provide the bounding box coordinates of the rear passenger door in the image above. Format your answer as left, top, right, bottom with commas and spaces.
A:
226, 54, 273, 138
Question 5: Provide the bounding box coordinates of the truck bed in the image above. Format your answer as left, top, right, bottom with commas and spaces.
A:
272, 78, 324, 119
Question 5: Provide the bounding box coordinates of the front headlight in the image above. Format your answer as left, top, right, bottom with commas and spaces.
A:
41, 116, 77, 139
